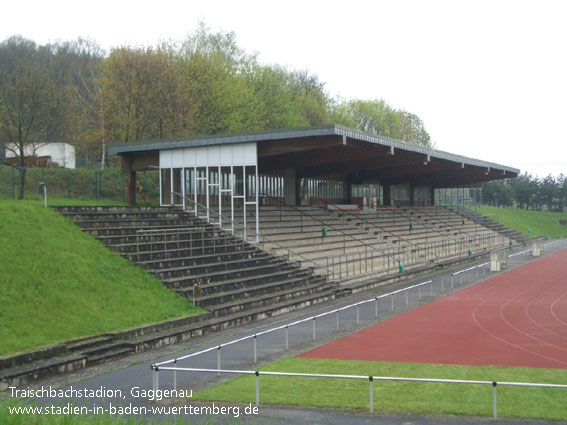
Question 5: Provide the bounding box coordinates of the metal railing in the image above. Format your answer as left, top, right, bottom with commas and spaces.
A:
154, 278, 435, 372
175, 193, 343, 284
259, 193, 403, 267
150, 238, 567, 418
309, 197, 511, 260
135, 226, 247, 263
153, 239, 565, 374
152, 366, 567, 418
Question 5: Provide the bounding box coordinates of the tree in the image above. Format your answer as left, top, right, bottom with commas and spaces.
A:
0, 36, 54, 198
329, 98, 432, 147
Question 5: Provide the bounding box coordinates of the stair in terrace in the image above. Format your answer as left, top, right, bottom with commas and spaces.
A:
54, 206, 338, 326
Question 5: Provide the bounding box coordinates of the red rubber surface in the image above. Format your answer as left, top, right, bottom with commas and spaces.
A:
300, 249, 567, 369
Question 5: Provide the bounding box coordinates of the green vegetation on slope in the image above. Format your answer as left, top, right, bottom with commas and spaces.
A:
480, 205, 567, 238
0, 201, 203, 356
195, 358, 567, 420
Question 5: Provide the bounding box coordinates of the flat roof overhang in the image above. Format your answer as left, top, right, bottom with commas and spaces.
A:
108, 125, 519, 187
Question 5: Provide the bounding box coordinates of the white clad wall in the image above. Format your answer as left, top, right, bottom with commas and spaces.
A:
159, 142, 259, 243
160, 142, 257, 168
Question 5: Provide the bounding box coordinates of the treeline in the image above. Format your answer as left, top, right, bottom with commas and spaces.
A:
0, 25, 431, 170
483, 173, 567, 212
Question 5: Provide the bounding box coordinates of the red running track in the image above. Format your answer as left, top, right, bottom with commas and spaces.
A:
300, 249, 567, 369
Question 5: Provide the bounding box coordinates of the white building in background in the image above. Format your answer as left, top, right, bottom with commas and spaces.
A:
5, 143, 76, 169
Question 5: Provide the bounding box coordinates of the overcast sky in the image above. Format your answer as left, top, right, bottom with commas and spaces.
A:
2, 0, 566, 177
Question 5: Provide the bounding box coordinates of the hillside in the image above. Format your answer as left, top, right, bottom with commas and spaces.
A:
0, 200, 202, 356
479, 205, 567, 238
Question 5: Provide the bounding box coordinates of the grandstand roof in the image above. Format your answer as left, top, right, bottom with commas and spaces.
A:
108, 124, 519, 187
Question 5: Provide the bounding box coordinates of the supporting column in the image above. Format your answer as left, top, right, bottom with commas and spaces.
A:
346, 173, 353, 205
383, 185, 392, 206
128, 170, 136, 206
283, 169, 297, 206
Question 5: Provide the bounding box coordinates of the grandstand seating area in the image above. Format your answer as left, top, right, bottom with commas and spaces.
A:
57, 204, 514, 318
252, 205, 512, 286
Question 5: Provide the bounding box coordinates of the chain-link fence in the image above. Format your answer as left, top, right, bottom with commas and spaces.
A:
0, 166, 160, 203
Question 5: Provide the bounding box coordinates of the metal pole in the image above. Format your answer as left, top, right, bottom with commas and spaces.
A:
312, 318, 316, 340
493, 382, 497, 418
217, 346, 221, 377
391, 294, 394, 310
336, 310, 340, 331
173, 360, 177, 391
369, 377, 374, 414
375, 298, 378, 318
254, 335, 257, 363
285, 326, 289, 350
255, 371, 260, 407
356, 305, 360, 324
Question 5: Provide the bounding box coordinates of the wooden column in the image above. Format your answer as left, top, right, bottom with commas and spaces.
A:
128, 170, 136, 206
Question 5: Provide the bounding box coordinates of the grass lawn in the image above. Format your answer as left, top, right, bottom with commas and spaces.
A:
195, 358, 567, 420
479, 205, 567, 238
0, 200, 203, 357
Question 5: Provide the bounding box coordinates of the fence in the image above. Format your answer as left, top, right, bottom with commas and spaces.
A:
153, 366, 567, 418
0, 165, 159, 202
149, 238, 566, 418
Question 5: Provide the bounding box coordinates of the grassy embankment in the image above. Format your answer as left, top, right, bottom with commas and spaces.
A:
479, 205, 567, 238
0, 200, 203, 357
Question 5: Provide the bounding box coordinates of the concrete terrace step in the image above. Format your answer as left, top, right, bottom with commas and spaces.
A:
83, 225, 214, 238
71, 218, 201, 229
205, 281, 332, 317
169, 265, 305, 290
138, 250, 272, 270
128, 245, 257, 263
266, 236, 381, 254
195, 273, 325, 309
151, 256, 289, 281
127, 287, 340, 351
124, 243, 253, 261
81, 343, 136, 365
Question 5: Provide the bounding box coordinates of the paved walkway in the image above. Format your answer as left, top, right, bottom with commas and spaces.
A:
15, 242, 566, 424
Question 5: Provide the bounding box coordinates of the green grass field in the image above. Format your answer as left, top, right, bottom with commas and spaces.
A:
0, 200, 203, 356
479, 205, 567, 238
194, 358, 567, 420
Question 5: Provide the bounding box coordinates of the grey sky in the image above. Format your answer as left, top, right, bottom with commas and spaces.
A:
2, 0, 566, 177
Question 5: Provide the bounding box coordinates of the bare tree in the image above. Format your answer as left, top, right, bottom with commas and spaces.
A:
0, 36, 53, 198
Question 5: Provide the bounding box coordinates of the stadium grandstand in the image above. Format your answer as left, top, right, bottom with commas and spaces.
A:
95, 125, 520, 310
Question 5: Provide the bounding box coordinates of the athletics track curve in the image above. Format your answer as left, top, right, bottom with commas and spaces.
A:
300, 249, 567, 369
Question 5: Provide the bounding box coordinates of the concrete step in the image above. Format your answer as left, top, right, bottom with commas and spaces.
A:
205, 281, 334, 317
195, 274, 325, 309
82, 343, 136, 365
128, 245, 257, 263
66, 335, 115, 353
167, 265, 305, 290
72, 218, 200, 229
138, 250, 271, 270
151, 256, 288, 281
84, 225, 215, 238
